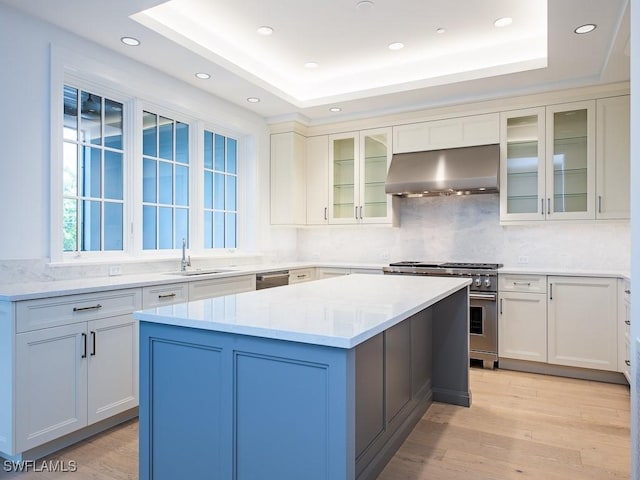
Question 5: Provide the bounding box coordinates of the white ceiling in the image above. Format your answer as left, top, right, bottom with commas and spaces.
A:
1, 0, 630, 125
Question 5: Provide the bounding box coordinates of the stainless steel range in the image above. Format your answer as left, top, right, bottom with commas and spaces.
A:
383, 261, 502, 368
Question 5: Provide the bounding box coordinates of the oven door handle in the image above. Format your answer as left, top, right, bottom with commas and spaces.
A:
469, 293, 497, 301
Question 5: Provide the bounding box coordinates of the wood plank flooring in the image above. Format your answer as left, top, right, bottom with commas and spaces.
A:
378, 368, 631, 480
0, 368, 630, 479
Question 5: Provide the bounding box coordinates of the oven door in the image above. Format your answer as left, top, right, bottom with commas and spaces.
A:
468, 292, 498, 356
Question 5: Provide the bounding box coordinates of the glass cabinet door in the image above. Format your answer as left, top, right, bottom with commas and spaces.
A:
329, 133, 359, 223
500, 108, 546, 221
545, 101, 595, 220
360, 128, 392, 223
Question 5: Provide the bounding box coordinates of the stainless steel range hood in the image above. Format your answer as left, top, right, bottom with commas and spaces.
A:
385, 144, 500, 197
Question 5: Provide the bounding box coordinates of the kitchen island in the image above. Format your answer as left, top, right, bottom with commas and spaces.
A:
134, 274, 471, 480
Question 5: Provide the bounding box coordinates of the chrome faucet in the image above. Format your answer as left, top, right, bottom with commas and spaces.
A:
181, 238, 191, 272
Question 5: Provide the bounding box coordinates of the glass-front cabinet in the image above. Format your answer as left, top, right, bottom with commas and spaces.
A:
546, 101, 595, 220
328, 128, 392, 224
500, 107, 546, 221
500, 101, 595, 222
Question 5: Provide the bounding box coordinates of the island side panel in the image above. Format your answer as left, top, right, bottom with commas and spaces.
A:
139, 321, 356, 480
431, 287, 471, 407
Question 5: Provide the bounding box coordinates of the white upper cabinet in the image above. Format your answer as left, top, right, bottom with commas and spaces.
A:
328, 128, 392, 225
393, 113, 499, 154
500, 101, 598, 222
270, 132, 307, 225
545, 101, 596, 220
306, 135, 330, 225
499, 107, 546, 221
596, 95, 630, 219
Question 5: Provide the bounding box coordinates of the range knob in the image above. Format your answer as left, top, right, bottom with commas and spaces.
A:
484, 276, 492, 288
474, 277, 482, 287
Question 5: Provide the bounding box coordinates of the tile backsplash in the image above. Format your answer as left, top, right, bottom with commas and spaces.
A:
297, 195, 631, 271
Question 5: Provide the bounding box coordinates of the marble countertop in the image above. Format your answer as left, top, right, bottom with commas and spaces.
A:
499, 266, 630, 280
0, 260, 629, 301
134, 274, 471, 349
0, 262, 384, 301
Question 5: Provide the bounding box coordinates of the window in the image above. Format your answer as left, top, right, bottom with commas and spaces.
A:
142, 111, 190, 250
59, 80, 243, 258
203, 131, 237, 248
62, 85, 124, 252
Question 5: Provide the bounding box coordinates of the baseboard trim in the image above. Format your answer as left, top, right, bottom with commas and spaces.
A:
498, 358, 628, 385
0, 408, 138, 462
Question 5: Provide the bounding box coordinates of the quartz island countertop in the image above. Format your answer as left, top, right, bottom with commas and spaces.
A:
133, 274, 471, 349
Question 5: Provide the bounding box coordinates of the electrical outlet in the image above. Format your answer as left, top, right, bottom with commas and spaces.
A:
517, 256, 529, 265
109, 265, 122, 276
380, 252, 390, 260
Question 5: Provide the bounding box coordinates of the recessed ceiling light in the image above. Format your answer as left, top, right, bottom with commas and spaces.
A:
304, 62, 319, 69
574, 24, 597, 34
494, 17, 513, 28
388, 42, 404, 51
195, 72, 211, 79
436, 28, 446, 34
121, 36, 140, 46
257, 26, 274, 36
246, 97, 261, 103
356, 0, 374, 10
329, 107, 342, 112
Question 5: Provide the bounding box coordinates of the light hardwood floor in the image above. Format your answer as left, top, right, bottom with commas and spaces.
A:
1, 368, 630, 479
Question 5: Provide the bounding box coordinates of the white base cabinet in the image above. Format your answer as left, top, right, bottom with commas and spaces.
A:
547, 276, 617, 371
499, 274, 620, 373
12, 289, 141, 454
499, 291, 547, 363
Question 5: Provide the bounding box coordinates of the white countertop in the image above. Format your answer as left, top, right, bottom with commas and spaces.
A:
134, 274, 471, 349
0, 262, 384, 301
499, 266, 631, 280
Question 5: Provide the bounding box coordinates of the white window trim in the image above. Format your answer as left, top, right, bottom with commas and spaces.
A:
49, 44, 249, 264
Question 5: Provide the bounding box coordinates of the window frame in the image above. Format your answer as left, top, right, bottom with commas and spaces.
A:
50, 52, 247, 263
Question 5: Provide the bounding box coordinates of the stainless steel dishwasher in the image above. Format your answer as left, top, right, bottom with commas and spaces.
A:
255, 270, 290, 290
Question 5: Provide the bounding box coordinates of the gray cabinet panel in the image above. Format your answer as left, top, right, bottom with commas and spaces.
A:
411, 308, 433, 396
355, 334, 384, 458
385, 321, 411, 422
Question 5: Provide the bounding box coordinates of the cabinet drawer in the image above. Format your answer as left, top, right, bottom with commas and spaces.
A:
142, 283, 189, 308
16, 288, 142, 333
188, 275, 256, 302
499, 274, 547, 293
289, 268, 316, 284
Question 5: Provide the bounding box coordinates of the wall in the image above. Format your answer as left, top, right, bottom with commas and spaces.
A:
629, 0, 638, 477
0, 4, 297, 282
297, 195, 630, 271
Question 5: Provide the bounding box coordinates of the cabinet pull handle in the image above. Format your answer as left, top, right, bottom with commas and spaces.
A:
549, 283, 553, 300
359, 206, 363, 219
547, 198, 551, 215
324, 207, 328, 221
625, 320, 631, 325
598, 195, 602, 214
625, 360, 631, 366
158, 293, 177, 299
541, 198, 544, 215
355, 206, 358, 219
296, 274, 306, 279
91, 331, 96, 356
513, 282, 531, 286
625, 289, 631, 295
500, 298, 503, 315
81, 333, 87, 359
73, 304, 102, 312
